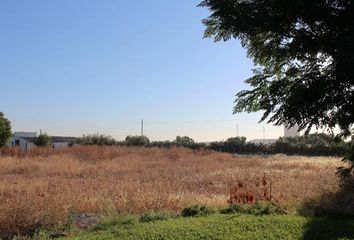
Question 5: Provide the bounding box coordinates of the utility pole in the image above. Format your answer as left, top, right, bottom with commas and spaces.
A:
237, 123, 239, 137
141, 119, 144, 136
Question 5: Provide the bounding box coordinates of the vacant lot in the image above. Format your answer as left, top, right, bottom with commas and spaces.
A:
0, 146, 343, 237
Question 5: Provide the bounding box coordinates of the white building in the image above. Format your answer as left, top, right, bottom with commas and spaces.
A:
10, 132, 37, 152
249, 139, 277, 145
249, 125, 301, 144
8, 132, 76, 151
51, 136, 77, 150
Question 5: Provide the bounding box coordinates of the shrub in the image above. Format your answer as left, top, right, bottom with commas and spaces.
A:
173, 136, 206, 150
208, 133, 347, 157
139, 212, 176, 222
270, 133, 347, 156
220, 204, 244, 214
76, 134, 117, 146
181, 205, 216, 217
208, 137, 251, 153
33, 133, 52, 147
148, 141, 173, 148
249, 202, 285, 215
174, 136, 195, 147
221, 202, 284, 215
125, 135, 150, 146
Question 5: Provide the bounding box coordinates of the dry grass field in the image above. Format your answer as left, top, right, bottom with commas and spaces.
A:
0, 146, 344, 237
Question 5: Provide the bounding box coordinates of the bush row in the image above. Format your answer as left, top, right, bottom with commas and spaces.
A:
208, 134, 348, 157
75, 133, 349, 157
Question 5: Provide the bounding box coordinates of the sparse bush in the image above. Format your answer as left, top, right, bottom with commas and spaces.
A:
181, 205, 216, 217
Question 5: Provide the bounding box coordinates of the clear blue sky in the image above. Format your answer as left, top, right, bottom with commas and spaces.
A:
0, 0, 284, 141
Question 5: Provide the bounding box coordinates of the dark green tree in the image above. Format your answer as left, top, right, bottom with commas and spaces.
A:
125, 135, 150, 146
76, 133, 117, 146
174, 136, 196, 147
0, 112, 12, 148
34, 133, 52, 147
199, 0, 354, 137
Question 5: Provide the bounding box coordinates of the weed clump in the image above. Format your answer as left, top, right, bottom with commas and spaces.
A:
181, 205, 216, 217
140, 212, 176, 222
94, 216, 137, 232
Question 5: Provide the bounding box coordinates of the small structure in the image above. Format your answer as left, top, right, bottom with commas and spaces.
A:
249, 139, 277, 145
8, 132, 76, 151
51, 136, 77, 150
10, 132, 37, 152
250, 125, 302, 144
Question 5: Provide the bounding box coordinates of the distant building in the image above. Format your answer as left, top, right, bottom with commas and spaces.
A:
10, 132, 37, 152
249, 139, 277, 145
8, 132, 76, 152
284, 125, 300, 138
51, 136, 77, 149
249, 125, 301, 144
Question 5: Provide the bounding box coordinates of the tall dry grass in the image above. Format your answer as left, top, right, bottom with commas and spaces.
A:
0, 146, 343, 237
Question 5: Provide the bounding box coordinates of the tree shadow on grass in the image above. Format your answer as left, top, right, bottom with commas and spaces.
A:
299, 178, 354, 240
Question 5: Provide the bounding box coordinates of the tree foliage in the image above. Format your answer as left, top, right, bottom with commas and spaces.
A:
125, 135, 150, 146
209, 137, 248, 153
174, 136, 196, 147
172, 136, 205, 149
272, 133, 347, 155
199, 0, 354, 136
0, 112, 12, 148
208, 134, 347, 156
76, 133, 117, 146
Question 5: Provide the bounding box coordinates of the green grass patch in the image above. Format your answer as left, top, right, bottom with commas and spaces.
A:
140, 212, 177, 223
64, 214, 354, 240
